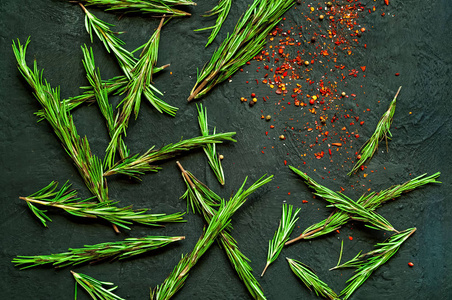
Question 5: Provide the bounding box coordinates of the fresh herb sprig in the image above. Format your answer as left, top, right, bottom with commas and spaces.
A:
81, 4, 177, 119
261, 204, 300, 277
287, 258, 339, 300
79, 0, 195, 17
334, 228, 416, 300
12, 236, 184, 269
103, 132, 236, 178
177, 162, 267, 299
197, 104, 228, 185
12, 38, 109, 206
286, 169, 440, 244
72, 271, 125, 300
188, 0, 295, 101
20, 181, 185, 230
348, 87, 402, 175
195, 0, 232, 47
151, 174, 273, 300
288, 166, 398, 233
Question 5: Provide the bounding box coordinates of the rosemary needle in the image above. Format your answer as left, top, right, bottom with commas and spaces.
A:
195, 0, 232, 47
72, 271, 125, 300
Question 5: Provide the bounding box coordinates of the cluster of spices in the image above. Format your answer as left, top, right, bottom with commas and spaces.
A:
240, 0, 394, 182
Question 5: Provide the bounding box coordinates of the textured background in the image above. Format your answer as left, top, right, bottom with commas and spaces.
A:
1, 0, 451, 299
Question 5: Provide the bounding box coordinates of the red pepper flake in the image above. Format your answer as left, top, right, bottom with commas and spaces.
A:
278, 48, 284, 55
395, 73, 400, 76
384, 0, 389, 5
302, 200, 309, 203
408, 262, 414, 267
270, 125, 275, 129
284, 160, 287, 166
261, 150, 265, 154
348, 236, 353, 241
251, 93, 256, 97
336, 230, 340, 234
265, 131, 268, 136
328, 148, 332, 156
360, 66, 366, 72
288, 192, 291, 195
331, 143, 342, 147
360, 121, 365, 125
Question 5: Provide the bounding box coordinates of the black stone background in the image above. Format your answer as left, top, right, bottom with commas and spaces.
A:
1, 0, 451, 299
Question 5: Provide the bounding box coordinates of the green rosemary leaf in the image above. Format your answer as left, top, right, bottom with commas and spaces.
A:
288, 166, 398, 233
287, 258, 339, 300
337, 228, 416, 300
197, 104, 228, 185
151, 174, 272, 300
72, 271, 125, 300
261, 204, 300, 277
286, 169, 440, 244
348, 87, 401, 175
103, 132, 236, 178
79, 0, 195, 17
177, 162, 268, 299
195, 0, 232, 47
20, 181, 185, 230
12, 236, 184, 269
188, 0, 294, 101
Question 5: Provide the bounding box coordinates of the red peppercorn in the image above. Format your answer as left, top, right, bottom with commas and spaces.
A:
309, 98, 315, 105
251, 93, 256, 97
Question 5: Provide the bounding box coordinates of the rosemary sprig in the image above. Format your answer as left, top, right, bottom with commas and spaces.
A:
72, 271, 125, 300
79, 0, 195, 17
178, 162, 268, 299
195, 0, 232, 47
188, 0, 294, 101
103, 132, 236, 178
261, 204, 300, 277
151, 174, 273, 300
20, 181, 185, 230
334, 228, 417, 299
287, 258, 339, 300
81, 4, 177, 120
12, 236, 184, 269
12, 38, 109, 205
82, 45, 130, 161
348, 86, 402, 175
197, 104, 228, 185
288, 166, 398, 233
286, 169, 440, 244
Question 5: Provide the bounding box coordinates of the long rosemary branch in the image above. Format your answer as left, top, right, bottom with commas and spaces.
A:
197, 104, 228, 185
287, 166, 398, 233
195, 0, 232, 47
12, 236, 184, 269
72, 271, 125, 300
188, 0, 294, 101
335, 228, 417, 300
103, 132, 236, 178
78, 0, 195, 17
261, 204, 300, 277
13, 38, 109, 206
286, 169, 440, 244
20, 181, 185, 230
151, 174, 272, 300
348, 87, 402, 175
177, 162, 268, 299
287, 258, 339, 300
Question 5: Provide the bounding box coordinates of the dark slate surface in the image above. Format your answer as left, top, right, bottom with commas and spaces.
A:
1, 0, 451, 299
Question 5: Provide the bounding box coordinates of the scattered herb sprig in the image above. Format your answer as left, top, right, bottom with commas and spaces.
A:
287, 258, 339, 300
20, 181, 185, 230
188, 0, 295, 101
348, 87, 402, 175
288, 166, 398, 233
195, 0, 232, 47
197, 104, 228, 185
72, 271, 125, 300
151, 174, 272, 300
78, 0, 195, 17
286, 169, 440, 244
103, 133, 236, 178
178, 162, 267, 299
334, 228, 417, 300
12, 236, 184, 269
261, 204, 300, 277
